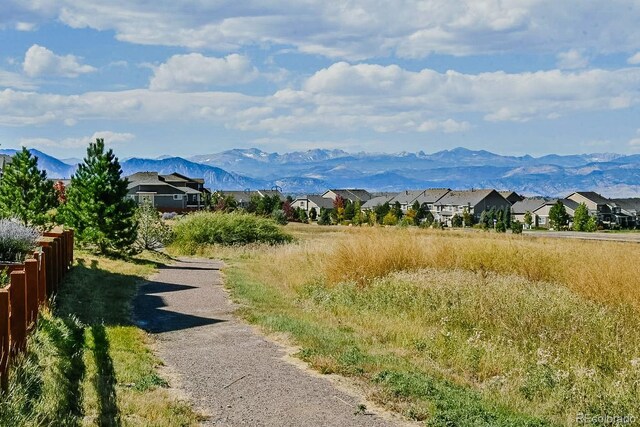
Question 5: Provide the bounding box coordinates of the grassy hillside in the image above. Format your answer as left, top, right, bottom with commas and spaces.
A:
0, 251, 201, 427
181, 224, 640, 426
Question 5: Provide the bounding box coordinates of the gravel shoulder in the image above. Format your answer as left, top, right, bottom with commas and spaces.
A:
134, 257, 408, 427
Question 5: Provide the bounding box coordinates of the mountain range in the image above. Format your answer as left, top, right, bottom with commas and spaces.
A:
2, 147, 640, 198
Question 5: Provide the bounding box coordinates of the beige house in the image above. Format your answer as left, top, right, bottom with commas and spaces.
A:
291, 195, 335, 217
532, 199, 579, 229
511, 198, 547, 228
322, 189, 372, 203
388, 188, 450, 212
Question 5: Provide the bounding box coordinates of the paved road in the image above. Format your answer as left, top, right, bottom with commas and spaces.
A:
523, 230, 640, 243
134, 258, 405, 427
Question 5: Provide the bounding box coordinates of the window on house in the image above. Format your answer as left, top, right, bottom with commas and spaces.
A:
173, 194, 183, 200
539, 217, 546, 224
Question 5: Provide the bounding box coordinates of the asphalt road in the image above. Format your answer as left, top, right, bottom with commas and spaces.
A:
523, 230, 640, 243
134, 257, 407, 427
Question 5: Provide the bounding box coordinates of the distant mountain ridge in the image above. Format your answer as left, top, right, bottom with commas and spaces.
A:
4, 147, 640, 197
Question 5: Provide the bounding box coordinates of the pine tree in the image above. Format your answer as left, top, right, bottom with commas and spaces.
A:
62, 138, 137, 254
0, 147, 56, 227
573, 202, 589, 231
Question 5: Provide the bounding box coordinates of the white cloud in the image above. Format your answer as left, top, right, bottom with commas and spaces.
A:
556, 49, 589, 70
149, 53, 258, 91
20, 131, 135, 149
2, 62, 640, 135
0, 69, 37, 90
10, 1, 640, 60
23, 44, 96, 78
15, 22, 36, 31
628, 52, 640, 65
629, 129, 640, 150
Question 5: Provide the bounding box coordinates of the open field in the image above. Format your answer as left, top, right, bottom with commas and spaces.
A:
0, 250, 200, 427
171, 223, 640, 426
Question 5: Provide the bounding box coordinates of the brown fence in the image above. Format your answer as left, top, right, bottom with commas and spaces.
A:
0, 228, 74, 389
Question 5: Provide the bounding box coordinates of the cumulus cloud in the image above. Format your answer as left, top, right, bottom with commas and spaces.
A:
20, 131, 135, 149
0, 69, 37, 90
2, 62, 640, 134
23, 44, 96, 78
628, 52, 640, 65
15, 22, 36, 31
556, 49, 589, 70
9, 1, 640, 60
149, 53, 258, 91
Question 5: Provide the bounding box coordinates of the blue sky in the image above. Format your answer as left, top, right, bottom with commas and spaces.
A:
1, 1, 640, 159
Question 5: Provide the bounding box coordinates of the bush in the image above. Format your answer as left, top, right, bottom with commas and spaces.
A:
271, 209, 288, 225
135, 203, 173, 250
0, 219, 40, 263
511, 220, 523, 234
172, 211, 293, 251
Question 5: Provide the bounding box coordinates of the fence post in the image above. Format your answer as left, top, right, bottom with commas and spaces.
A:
40, 245, 53, 298
9, 271, 27, 352
34, 251, 46, 308
24, 259, 39, 327
67, 229, 74, 269
0, 290, 9, 391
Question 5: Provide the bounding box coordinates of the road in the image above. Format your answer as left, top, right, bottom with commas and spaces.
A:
523, 230, 640, 243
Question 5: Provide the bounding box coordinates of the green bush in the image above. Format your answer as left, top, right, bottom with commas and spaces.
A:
172, 211, 293, 250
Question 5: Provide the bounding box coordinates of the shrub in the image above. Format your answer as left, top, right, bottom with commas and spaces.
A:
172, 211, 293, 251
511, 220, 523, 234
0, 219, 40, 263
271, 209, 288, 225
135, 203, 173, 250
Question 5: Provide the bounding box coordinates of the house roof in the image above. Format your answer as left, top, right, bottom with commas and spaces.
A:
324, 189, 372, 202
534, 198, 580, 213
511, 198, 547, 215
434, 189, 497, 207
568, 191, 612, 206
294, 195, 334, 209
611, 198, 640, 213
160, 173, 190, 183
256, 189, 286, 200
499, 191, 524, 202
362, 195, 395, 210
390, 189, 451, 205
127, 171, 160, 183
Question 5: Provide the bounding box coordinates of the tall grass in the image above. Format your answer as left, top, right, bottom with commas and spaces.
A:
223, 225, 640, 425
171, 211, 293, 254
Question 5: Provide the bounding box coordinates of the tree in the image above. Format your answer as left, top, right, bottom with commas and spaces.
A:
135, 202, 173, 250
495, 220, 506, 233
297, 208, 308, 223
62, 138, 137, 253
405, 207, 418, 226
511, 220, 523, 234
548, 200, 569, 230
282, 200, 295, 221
318, 207, 331, 225
585, 215, 598, 232
382, 211, 398, 226
53, 180, 67, 204
352, 200, 363, 225
524, 211, 533, 229
344, 200, 355, 221
573, 202, 589, 231
374, 202, 390, 224
392, 201, 403, 220
462, 207, 473, 227
0, 147, 56, 227
504, 206, 511, 228
309, 207, 318, 221
333, 195, 346, 223
451, 214, 463, 227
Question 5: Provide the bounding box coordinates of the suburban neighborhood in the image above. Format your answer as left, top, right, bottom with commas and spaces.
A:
122, 170, 640, 230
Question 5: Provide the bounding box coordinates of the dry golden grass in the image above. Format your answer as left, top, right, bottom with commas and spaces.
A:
214, 223, 640, 425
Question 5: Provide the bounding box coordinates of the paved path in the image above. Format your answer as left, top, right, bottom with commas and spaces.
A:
134, 258, 405, 427
523, 230, 640, 243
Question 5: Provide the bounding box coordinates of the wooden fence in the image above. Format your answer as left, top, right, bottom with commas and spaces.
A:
0, 228, 74, 389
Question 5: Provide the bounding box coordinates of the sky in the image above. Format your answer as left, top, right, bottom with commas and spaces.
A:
1, 1, 640, 160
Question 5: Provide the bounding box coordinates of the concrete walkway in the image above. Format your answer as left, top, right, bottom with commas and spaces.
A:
134, 258, 405, 427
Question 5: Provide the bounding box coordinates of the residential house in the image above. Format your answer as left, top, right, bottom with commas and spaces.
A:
127, 172, 206, 212
511, 198, 547, 228
160, 172, 210, 208
610, 198, 640, 228
565, 192, 616, 224
322, 189, 372, 203
291, 195, 335, 217
532, 199, 579, 229
433, 189, 510, 226
361, 194, 395, 211
499, 191, 525, 205
388, 188, 450, 212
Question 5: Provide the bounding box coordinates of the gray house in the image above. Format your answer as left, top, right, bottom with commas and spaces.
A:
291, 195, 335, 217
127, 172, 206, 211
322, 189, 372, 203
433, 189, 510, 226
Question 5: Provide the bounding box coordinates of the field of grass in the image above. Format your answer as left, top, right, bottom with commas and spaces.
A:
0, 250, 200, 427
175, 224, 640, 426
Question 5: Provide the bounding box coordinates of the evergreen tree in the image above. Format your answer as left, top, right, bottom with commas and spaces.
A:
135, 202, 173, 250
462, 207, 473, 227
504, 206, 511, 228
375, 202, 390, 224
309, 207, 318, 221
392, 201, 404, 219
524, 211, 533, 229
585, 215, 598, 232
0, 147, 56, 227
62, 138, 137, 253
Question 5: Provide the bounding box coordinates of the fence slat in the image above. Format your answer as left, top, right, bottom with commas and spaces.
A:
9, 271, 26, 352
24, 259, 39, 327
0, 290, 9, 390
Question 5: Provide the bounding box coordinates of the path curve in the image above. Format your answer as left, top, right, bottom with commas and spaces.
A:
134, 257, 405, 426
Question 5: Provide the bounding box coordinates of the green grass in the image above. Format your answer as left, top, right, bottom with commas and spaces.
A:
0, 250, 201, 427
171, 211, 293, 254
